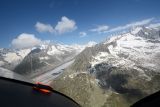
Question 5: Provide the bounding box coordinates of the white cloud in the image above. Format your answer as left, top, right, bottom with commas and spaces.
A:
90, 25, 109, 33
35, 16, 77, 34
35, 22, 54, 33
148, 23, 160, 28
86, 41, 97, 47
79, 32, 87, 37
11, 33, 42, 49
106, 18, 154, 33
55, 16, 77, 34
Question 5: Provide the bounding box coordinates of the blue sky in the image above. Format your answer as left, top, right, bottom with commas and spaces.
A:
0, 0, 160, 48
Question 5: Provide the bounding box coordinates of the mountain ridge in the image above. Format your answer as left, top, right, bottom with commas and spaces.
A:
0, 41, 97, 77
51, 25, 160, 107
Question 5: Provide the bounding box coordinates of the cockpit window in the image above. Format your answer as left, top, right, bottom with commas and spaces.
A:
0, 0, 160, 107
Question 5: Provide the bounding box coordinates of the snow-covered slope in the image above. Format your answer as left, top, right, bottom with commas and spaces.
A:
91, 30, 160, 73
84, 27, 160, 86
0, 48, 31, 69
4, 49, 31, 63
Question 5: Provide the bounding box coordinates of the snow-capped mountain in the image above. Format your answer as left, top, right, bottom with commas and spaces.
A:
91, 26, 160, 74
0, 41, 96, 76
52, 25, 160, 107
